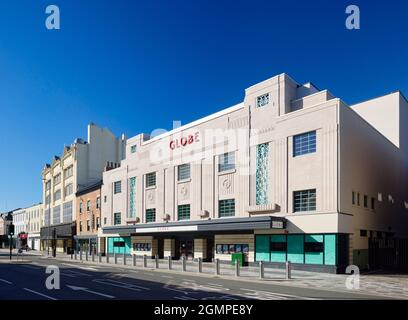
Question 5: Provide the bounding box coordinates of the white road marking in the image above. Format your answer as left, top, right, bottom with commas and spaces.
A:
174, 296, 197, 300
0, 278, 12, 285
161, 275, 173, 279
66, 285, 115, 299
61, 263, 99, 271
23, 288, 57, 300
93, 279, 150, 291
19, 265, 42, 270
239, 288, 318, 300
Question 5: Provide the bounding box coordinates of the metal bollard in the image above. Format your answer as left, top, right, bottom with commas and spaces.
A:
98, 253, 102, 263
143, 255, 147, 268
235, 259, 240, 277
70, 251, 73, 260
106, 253, 110, 264
259, 261, 264, 279
114, 253, 118, 264
123, 253, 126, 265
80, 249, 83, 261
182, 256, 187, 272
133, 254, 136, 267
214, 258, 220, 275
285, 261, 291, 279
92, 251, 95, 262
155, 254, 159, 269
198, 257, 202, 273
85, 250, 88, 261
74, 250, 77, 260
168, 256, 172, 270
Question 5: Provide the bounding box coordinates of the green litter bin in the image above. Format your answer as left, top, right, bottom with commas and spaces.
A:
231, 253, 244, 266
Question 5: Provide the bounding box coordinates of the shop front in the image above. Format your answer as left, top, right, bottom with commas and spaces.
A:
255, 233, 349, 273
102, 216, 286, 263
74, 235, 98, 255
40, 221, 76, 255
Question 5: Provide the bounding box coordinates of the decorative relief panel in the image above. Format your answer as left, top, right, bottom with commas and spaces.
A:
146, 189, 156, 205
177, 182, 190, 201
218, 173, 234, 196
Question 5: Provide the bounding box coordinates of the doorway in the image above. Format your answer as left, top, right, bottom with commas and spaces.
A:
178, 239, 194, 260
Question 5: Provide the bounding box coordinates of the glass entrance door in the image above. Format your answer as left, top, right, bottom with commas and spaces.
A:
179, 240, 194, 260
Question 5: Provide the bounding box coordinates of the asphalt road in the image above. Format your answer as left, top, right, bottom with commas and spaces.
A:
0, 253, 389, 300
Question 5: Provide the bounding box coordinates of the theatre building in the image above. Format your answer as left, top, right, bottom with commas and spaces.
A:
99, 73, 408, 273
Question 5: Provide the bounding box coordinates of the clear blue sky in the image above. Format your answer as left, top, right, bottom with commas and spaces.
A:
0, 0, 407, 211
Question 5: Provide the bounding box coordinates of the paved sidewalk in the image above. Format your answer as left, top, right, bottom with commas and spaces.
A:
3, 249, 408, 299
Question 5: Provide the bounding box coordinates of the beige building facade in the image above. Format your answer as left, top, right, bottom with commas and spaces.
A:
41, 123, 126, 254
99, 73, 408, 273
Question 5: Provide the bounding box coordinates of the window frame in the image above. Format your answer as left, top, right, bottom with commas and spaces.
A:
293, 131, 317, 157
218, 152, 235, 172
293, 189, 316, 212
178, 163, 191, 181
146, 172, 156, 188
218, 199, 235, 217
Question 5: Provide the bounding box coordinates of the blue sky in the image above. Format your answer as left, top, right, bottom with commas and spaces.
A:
0, 0, 407, 210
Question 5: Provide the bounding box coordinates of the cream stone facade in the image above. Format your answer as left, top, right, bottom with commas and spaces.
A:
41, 123, 126, 254
99, 73, 408, 273
25, 203, 43, 251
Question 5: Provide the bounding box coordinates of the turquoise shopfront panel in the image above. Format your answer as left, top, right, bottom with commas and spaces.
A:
270, 235, 287, 262
255, 235, 270, 261
305, 234, 324, 265
108, 237, 131, 254
287, 235, 304, 263
324, 234, 337, 265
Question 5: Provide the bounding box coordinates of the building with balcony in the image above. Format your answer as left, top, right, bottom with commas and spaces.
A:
41, 123, 126, 254
98, 73, 408, 273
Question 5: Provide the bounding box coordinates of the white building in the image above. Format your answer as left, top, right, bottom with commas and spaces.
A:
99, 73, 408, 273
41, 123, 126, 253
25, 203, 43, 250
12, 208, 26, 248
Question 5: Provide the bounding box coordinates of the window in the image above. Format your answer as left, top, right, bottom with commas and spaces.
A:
352, 191, 356, 205
86, 200, 91, 211
146, 208, 156, 223
146, 172, 156, 188
45, 180, 51, 191
256, 143, 269, 205
178, 204, 190, 220
304, 242, 324, 253
293, 131, 316, 157
64, 165, 73, 178
219, 199, 235, 217
257, 93, 269, 108
360, 230, 367, 237
216, 244, 249, 254
104, 196, 107, 203
128, 177, 136, 218
218, 152, 235, 172
371, 197, 375, 210
294, 189, 316, 212
96, 197, 101, 209
114, 181, 122, 194
87, 220, 90, 231
357, 193, 360, 206
64, 183, 73, 197
45, 195, 51, 206
53, 174, 61, 185
364, 195, 368, 208
96, 217, 100, 229
178, 164, 191, 181
54, 189, 61, 201
63, 201, 73, 222
130, 145, 137, 153
79, 221, 82, 232
114, 212, 121, 225
104, 217, 107, 225
79, 202, 83, 214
